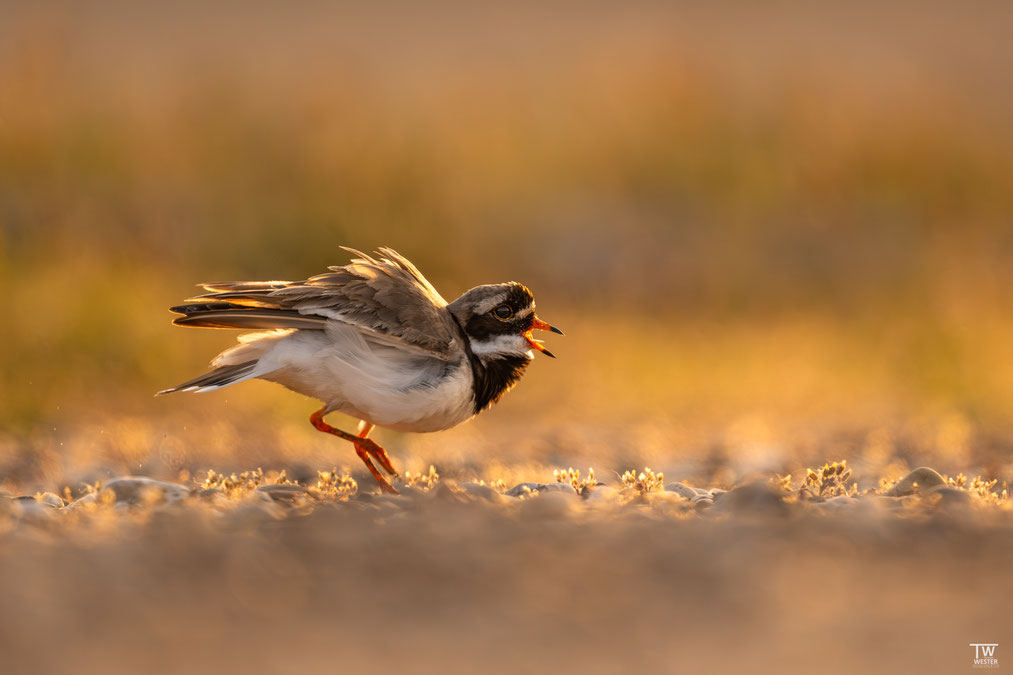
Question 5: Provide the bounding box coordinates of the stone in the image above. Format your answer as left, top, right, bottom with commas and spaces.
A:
98, 477, 191, 505
516, 491, 574, 519
692, 496, 714, 509
714, 482, 787, 515
36, 492, 65, 508
664, 483, 699, 500
256, 483, 310, 505
430, 482, 468, 503
505, 482, 575, 497
10, 498, 56, 524
886, 467, 945, 497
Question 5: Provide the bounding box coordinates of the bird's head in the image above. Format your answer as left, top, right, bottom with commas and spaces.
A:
448, 282, 563, 360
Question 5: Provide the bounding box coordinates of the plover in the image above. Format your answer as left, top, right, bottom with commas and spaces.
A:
159, 247, 562, 493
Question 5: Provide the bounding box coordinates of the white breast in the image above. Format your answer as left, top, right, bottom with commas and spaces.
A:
255, 324, 476, 433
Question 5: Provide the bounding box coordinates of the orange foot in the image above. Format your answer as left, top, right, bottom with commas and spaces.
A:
310, 408, 400, 494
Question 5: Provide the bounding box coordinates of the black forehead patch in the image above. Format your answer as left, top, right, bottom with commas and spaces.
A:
501, 283, 534, 311
463, 283, 536, 342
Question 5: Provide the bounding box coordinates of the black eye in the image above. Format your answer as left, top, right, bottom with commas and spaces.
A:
492, 304, 513, 319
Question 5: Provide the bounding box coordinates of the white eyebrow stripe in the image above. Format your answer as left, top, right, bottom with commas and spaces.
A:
475, 297, 506, 315
475, 298, 535, 317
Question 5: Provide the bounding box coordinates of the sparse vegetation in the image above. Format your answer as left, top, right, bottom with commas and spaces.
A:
553, 467, 597, 493
403, 465, 440, 491
621, 468, 665, 495
773, 460, 859, 501
309, 469, 358, 500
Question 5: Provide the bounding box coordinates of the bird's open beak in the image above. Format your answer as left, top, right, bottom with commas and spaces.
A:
524, 317, 564, 358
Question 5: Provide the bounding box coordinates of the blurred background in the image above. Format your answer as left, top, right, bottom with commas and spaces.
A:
2, 0, 1013, 491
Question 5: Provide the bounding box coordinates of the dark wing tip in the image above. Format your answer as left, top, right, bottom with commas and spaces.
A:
170, 302, 238, 315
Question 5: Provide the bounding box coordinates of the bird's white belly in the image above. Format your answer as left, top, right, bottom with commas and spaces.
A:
257, 326, 476, 433
337, 363, 475, 433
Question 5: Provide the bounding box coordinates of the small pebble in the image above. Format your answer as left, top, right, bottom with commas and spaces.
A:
886, 467, 945, 497
391, 485, 428, 502
516, 491, 573, 519
35, 493, 65, 508
430, 482, 467, 503
98, 477, 192, 505
506, 482, 575, 498
664, 483, 699, 500
256, 483, 310, 505
714, 482, 787, 515
11, 498, 56, 524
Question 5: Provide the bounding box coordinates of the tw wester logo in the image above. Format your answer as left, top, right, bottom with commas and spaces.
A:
970, 643, 999, 669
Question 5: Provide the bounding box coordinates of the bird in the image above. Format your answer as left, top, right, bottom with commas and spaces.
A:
158, 247, 562, 493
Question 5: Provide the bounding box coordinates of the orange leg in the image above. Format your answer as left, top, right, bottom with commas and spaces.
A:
310, 409, 398, 494
356, 421, 399, 477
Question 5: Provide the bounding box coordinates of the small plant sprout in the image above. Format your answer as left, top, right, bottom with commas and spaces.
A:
798, 460, 857, 500
877, 476, 899, 494
403, 465, 440, 491
199, 468, 293, 499
771, 473, 793, 493
621, 467, 665, 495
553, 467, 597, 493
309, 469, 358, 500
81, 480, 104, 496
945, 473, 1008, 506
201, 468, 267, 498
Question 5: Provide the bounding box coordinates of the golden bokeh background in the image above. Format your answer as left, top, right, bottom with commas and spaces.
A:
3, 6, 1013, 675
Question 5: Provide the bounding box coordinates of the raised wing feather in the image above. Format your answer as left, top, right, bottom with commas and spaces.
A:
186, 247, 460, 359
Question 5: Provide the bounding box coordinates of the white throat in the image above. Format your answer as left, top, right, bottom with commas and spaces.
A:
468, 334, 534, 361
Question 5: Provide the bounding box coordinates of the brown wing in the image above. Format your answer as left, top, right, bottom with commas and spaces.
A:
178, 247, 460, 359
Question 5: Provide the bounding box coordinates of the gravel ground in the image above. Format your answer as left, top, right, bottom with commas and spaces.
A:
1, 466, 1009, 675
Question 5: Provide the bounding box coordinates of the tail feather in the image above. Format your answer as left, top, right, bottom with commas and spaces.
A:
156, 361, 258, 396
170, 304, 327, 330
199, 280, 291, 293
